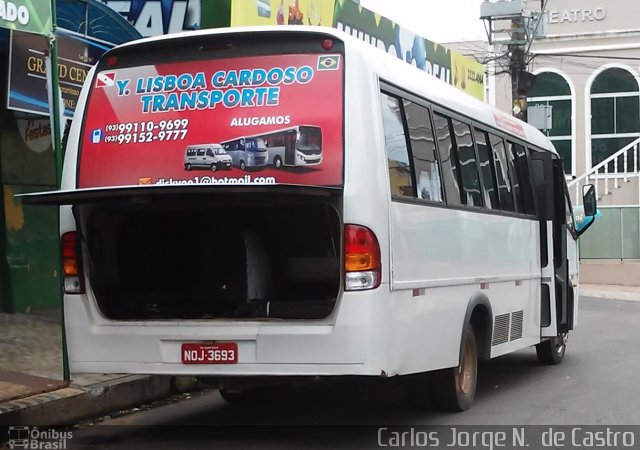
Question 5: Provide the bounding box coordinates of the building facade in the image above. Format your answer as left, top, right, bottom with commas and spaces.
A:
488, 0, 640, 271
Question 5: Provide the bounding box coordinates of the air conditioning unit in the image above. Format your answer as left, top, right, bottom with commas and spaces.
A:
480, 0, 524, 19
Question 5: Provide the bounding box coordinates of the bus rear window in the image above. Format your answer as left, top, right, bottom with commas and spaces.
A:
79, 35, 344, 188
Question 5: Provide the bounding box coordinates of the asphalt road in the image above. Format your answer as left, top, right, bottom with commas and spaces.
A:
64, 296, 640, 449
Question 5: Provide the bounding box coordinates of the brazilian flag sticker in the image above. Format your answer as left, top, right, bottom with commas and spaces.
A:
317, 55, 340, 71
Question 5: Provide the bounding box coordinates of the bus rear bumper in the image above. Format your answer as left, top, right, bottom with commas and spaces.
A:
64, 294, 387, 377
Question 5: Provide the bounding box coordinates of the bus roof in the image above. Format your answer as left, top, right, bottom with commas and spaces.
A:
103, 26, 557, 155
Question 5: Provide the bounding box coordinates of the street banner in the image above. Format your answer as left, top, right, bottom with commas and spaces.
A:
333, 0, 485, 100
451, 49, 485, 100
79, 53, 344, 188
7, 29, 112, 117
231, 0, 335, 27
0, 0, 52, 35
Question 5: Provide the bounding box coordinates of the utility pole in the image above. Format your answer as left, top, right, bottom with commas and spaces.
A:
509, 16, 528, 121
480, 0, 545, 120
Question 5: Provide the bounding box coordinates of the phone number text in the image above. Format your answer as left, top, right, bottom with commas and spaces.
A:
104, 129, 188, 144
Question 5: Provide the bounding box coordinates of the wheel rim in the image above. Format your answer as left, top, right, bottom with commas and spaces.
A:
211, 164, 217, 172
457, 336, 476, 395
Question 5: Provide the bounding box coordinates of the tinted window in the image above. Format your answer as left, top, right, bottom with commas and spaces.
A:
403, 100, 444, 202
207, 149, 214, 157
197, 148, 205, 156
433, 112, 462, 205
380, 93, 414, 197
509, 142, 536, 215
452, 119, 482, 207
474, 128, 499, 209
489, 134, 515, 212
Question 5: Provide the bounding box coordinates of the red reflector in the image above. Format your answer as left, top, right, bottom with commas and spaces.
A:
106, 55, 118, 67
322, 39, 334, 50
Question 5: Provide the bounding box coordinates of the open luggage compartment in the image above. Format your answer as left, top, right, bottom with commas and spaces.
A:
77, 191, 342, 320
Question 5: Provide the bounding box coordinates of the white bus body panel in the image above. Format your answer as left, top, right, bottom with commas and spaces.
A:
60, 27, 566, 377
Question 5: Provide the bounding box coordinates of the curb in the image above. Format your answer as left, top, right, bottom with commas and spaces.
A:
0, 375, 197, 427
580, 290, 640, 302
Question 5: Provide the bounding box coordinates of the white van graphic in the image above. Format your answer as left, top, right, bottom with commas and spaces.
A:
184, 144, 232, 172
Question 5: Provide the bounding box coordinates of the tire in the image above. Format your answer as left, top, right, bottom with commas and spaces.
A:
274, 156, 282, 168
536, 332, 567, 365
239, 160, 246, 170
430, 323, 478, 411
185, 163, 191, 171
210, 163, 217, 172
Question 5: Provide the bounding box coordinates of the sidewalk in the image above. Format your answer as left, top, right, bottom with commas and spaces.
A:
579, 283, 640, 302
1, 284, 639, 428
0, 309, 196, 427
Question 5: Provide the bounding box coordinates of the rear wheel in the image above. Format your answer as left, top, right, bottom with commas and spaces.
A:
239, 160, 246, 170
210, 163, 217, 172
185, 163, 191, 171
430, 323, 478, 411
274, 156, 282, 168
536, 332, 567, 365
403, 323, 478, 411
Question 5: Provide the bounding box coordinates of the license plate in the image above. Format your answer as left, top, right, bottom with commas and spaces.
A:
181, 342, 238, 364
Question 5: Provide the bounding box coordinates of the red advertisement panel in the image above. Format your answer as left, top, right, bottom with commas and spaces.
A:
79, 53, 343, 188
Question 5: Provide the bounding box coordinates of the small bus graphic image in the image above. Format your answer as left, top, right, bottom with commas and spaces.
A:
184, 144, 232, 172
220, 137, 268, 170
260, 125, 322, 168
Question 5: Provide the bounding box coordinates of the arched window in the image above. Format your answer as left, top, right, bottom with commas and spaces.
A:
527, 72, 572, 174
590, 68, 640, 167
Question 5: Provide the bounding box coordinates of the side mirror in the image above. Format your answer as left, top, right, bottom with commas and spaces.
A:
574, 184, 598, 238
582, 184, 597, 217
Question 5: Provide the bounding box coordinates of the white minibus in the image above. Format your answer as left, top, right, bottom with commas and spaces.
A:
184, 143, 232, 171
23, 26, 596, 411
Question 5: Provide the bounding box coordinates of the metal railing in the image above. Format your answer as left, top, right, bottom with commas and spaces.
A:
568, 136, 640, 205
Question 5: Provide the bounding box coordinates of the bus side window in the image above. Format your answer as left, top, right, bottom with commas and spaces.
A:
504, 140, 523, 212
380, 92, 415, 198
488, 133, 515, 212
474, 128, 499, 209
402, 99, 444, 203
507, 141, 536, 215
433, 112, 463, 205
197, 148, 205, 156
452, 118, 483, 207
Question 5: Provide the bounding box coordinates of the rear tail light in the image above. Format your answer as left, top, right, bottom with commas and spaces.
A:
344, 224, 381, 291
61, 232, 84, 294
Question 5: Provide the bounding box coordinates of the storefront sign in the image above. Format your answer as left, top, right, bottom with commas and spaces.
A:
0, 0, 51, 36
16, 118, 52, 153
546, 8, 606, 24
100, 0, 201, 37
7, 29, 111, 117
